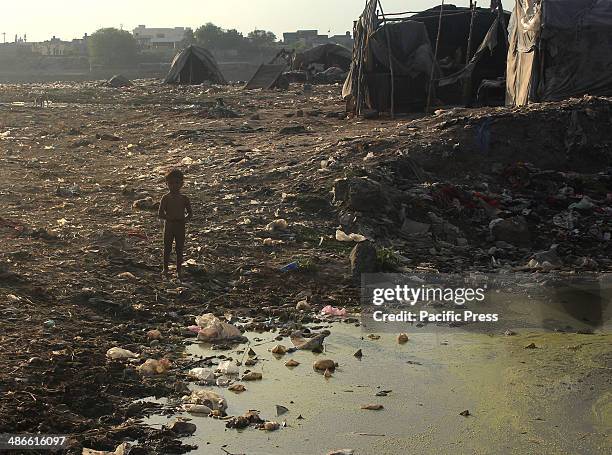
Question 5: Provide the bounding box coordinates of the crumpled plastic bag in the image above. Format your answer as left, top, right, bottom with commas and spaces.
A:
188, 367, 216, 382
215, 360, 240, 376
82, 442, 131, 455
335, 230, 367, 242
182, 389, 227, 412
321, 305, 347, 316
106, 347, 138, 360
137, 358, 172, 376
194, 313, 243, 342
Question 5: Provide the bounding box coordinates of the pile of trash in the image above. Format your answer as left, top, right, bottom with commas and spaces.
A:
329, 96, 612, 273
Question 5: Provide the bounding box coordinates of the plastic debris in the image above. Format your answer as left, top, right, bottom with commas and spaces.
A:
335, 229, 367, 242
195, 313, 244, 342
188, 368, 215, 382
137, 358, 171, 376
216, 360, 240, 376
321, 305, 347, 316
106, 347, 138, 360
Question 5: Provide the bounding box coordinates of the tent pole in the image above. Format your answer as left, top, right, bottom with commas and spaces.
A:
378, 0, 395, 119
190, 54, 193, 84
426, 0, 446, 114
463, 0, 477, 105
496, 0, 509, 46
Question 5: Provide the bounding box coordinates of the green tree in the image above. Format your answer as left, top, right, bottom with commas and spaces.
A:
194, 23, 225, 49
181, 27, 196, 47
88, 28, 138, 67
248, 30, 277, 47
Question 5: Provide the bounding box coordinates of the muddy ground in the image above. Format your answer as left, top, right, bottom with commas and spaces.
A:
0, 80, 610, 454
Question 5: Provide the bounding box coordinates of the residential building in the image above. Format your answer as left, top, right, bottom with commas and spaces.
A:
283, 29, 331, 48
30, 34, 89, 56
132, 25, 187, 49
329, 32, 353, 49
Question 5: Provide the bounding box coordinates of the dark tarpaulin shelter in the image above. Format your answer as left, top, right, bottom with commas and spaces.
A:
164, 45, 226, 85
343, 19, 437, 112
244, 64, 288, 90
507, 0, 612, 106
411, 5, 509, 103
292, 43, 352, 71
343, 1, 508, 114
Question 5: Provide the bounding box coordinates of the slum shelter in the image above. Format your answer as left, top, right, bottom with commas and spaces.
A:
343, 1, 508, 114
244, 64, 288, 90
292, 43, 352, 72
164, 45, 227, 85
507, 0, 612, 106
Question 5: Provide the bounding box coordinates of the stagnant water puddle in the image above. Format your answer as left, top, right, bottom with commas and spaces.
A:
139, 321, 611, 455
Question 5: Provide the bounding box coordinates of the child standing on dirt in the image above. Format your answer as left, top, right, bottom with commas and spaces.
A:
158, 169, 192, 279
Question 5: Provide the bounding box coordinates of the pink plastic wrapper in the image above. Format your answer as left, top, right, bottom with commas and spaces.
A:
321, 305, 347, 317
188, 325, 201, 334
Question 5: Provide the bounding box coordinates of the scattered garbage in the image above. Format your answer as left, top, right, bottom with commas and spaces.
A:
106, 347, 138, 360
242, 371, 263, 381
147, 329, 162, 340
82, 443, 131, 455
194, 314, 246, 343
313, 359, 337, 372
183, 404, 212, 415
266, 218, 289, 232
335, 230, 367, 243
321, 305, 347, 317
279, 261, 300, 272
182, 390, 227, 414
228, 383, 246, 393
271, 345, 287, 355
226, 410, 264, 429
263, 421, 280, 431
43, 320, 56, 329
295, 299, 311, 311
397, 333, 409, 344
361, 404, 384, 410
137, 358, 171, 376
291, 330, 329, 352
216, 360, 240, 376
167, 420, 197, 435
188, 368, 215, 382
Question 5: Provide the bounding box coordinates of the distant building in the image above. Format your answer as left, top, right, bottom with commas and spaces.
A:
133, 25, 186, 49
283, 29, 353, 49
31, 36, 68, 56
30, 34, 89, 56
329, 32, 353, 49
283, 30, 330, 48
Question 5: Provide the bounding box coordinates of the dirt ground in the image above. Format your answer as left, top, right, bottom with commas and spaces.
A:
0, 80, 610, 454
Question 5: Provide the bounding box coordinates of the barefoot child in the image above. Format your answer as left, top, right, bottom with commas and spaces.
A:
158, 169, 192, 278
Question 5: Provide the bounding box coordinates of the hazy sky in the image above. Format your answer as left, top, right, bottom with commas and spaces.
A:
2, 0, 472, 43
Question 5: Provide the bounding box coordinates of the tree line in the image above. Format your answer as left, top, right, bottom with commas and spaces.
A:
88, 24, 278, 67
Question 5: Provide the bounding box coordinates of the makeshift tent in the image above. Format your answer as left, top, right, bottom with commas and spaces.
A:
343, 1, 509, 114
164, 45, 226, 85
507, 0, 612, 106
411, 5, 509, 104
244, 64, 288, 90
292, 43, 352, 71
343, 19, 437, 113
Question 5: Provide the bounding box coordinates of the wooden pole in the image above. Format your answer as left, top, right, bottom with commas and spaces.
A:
426, 0, 446, 113
495, 0, 509, 46
378, 0, 395, 118
463, 0, 477, 105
